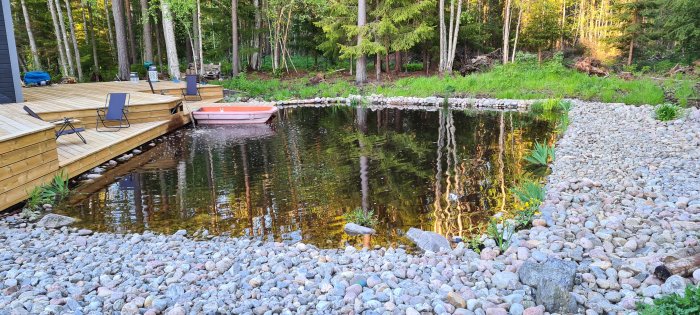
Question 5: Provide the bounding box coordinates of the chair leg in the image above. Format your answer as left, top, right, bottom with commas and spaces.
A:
67, 122, 87, 144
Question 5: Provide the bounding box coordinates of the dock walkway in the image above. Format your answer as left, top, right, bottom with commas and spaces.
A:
0, 81, 223, 210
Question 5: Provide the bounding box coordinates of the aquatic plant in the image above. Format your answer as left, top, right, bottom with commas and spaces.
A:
45, 171, 70, 201
513, 201, 540, 228
343, 208, 378, 228
487, 218, 514, 252
524, 142, 555, 166
511, 180, 545, 204
21, 171, 71, 221
655, 103, 683, 121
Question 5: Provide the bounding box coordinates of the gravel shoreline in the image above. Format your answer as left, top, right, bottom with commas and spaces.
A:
1, 101, 699, 315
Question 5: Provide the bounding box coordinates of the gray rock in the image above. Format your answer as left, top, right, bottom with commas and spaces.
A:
344, 223, 376, 236
518, 258, 578, 313
662, 275, 687, 294
405, 228, 451, 252
36, 214, 76, 229
492, 271, 518, 289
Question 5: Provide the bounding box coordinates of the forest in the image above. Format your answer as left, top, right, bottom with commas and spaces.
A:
9, 0, 700, 84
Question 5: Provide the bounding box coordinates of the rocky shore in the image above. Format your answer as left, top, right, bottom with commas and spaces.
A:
1, 101, 699, 315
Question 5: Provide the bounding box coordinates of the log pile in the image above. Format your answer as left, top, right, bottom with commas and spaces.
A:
459, 56, 495, 76
667, 63, 696, 76
574, 57, 608, 77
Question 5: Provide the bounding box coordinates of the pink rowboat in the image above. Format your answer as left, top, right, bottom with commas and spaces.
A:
192, 105, 278, 124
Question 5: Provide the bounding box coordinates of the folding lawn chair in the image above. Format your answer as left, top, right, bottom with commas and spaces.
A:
181, 74, 202, 101
23, 106, 87, 144
96, 93, 131, 131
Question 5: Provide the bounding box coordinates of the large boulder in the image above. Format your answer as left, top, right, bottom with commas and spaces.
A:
405, 228, 451, 252
518, 258, 578, 313
36, 214, 76, 229
344, 223, 376, 236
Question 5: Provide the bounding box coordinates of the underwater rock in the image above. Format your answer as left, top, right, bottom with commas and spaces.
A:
343, 223, 376, 236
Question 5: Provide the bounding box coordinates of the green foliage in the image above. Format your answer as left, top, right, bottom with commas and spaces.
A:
466, 236, 484, 254
511, 180, 545, 205
487, 218, 514, 252
343, 208, 378, 228
524, 142, 555, 167
21, 171, 70, 221
655, 103, 683, 121
638, 284, 700, 315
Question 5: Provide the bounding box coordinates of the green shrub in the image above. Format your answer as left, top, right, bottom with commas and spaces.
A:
524, 142, 555, 166
487, 218, 515, 252
638, 284, 700, 315
511, 180, 545, 204
531, 99, 571, 114
343, 208, 378, 228
655, 103, 683, 121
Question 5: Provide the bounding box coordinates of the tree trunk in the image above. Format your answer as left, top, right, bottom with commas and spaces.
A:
446, 0, 462, 71
104, 0, 116, 61
654, 253, 700, 281
559, 0, 566, 50
511, 5, 522, 62
21, 0, 42, 70
196, 0, 204, 72
249, 0, 262, 70
155, 18, 163, 71
64, 0, 83, 81
394, 52, 400, 72
375, 53, 380, 81
538, 47, 542, 64
355, 0, 367, 83
438, 0, 446, 72
139, 0, 152, 62
231, 0, 239, 75
124, 0, 136, 64
502, 0, 511, 64
48, 0, 69, 76
627, 8, 637, 66
161, 0, 180, 80
86, 2, 99, 78
55, 0, 75, 75
112, 0, 130, 80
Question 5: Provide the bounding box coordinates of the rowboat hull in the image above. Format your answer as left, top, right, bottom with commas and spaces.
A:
192, 105, 278, 124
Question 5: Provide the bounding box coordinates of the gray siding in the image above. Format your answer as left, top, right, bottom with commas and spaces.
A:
0, 0, 23, 104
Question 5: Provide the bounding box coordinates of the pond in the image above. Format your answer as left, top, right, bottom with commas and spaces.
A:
56, 106, 557, 248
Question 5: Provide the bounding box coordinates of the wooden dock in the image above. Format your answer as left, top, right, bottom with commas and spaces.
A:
0, 81, 223, 211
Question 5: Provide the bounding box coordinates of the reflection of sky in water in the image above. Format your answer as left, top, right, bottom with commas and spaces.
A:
56, 106, 556, 248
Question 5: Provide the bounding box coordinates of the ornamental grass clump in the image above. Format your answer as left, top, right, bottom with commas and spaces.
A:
343, 207, 378, 228
638, 284, 700, 315
524, 142, 555, 166
655, 103, 683, 121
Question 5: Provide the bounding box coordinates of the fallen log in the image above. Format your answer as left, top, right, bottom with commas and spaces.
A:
653, 252, 700, 281
574, 57, 608, 77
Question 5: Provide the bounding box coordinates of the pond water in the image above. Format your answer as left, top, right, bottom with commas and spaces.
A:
56, 106, 556, 248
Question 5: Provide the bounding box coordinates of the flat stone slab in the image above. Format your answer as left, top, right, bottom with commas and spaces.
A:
344, 223, 376, 236
405, 227, 451, 252
36, 214, 76, 229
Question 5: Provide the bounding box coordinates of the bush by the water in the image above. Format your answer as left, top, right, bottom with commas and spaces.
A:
524, 142, 555, 166
638, 284, 700, 315
343, 208, 378, 228
655, 103, 683, 121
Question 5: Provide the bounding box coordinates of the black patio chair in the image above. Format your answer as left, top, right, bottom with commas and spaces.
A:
23, 105, 86, 144
96, 93, 131, 131
181, 74, 202, 101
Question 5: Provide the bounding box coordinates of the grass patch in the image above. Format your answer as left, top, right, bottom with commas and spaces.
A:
655, 103, 684, 121
214, 59, 696, 104
638, 284, 700, 315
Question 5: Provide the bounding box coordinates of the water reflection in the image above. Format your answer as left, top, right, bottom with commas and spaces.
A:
57, 106, 554, 248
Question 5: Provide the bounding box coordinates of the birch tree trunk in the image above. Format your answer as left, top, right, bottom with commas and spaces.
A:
438, 0, 446, 72
511, 5, 522, 62
196, 0, 203, 72
502, 0, 511, 64
21, 0, 42, 70
112, 0, 130, 80
155, 19, 163, 70
249, 0, 262, 70
231, 0, 239, 75
161, 0, 180, 80
355, 0, 367, 83
55, 0, 75, 75
64, 0, 83, 81
139, 0, 153, 62
124, 0, 137, 64
86, 2, 100, 77
48, 0, 69, 76
446, 0, 462, 71
104, 0, 116, 60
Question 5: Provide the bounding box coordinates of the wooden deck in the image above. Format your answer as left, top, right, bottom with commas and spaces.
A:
0, 81, 223, 211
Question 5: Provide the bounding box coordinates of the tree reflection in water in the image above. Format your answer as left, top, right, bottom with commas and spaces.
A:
57, 106, 555, 248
